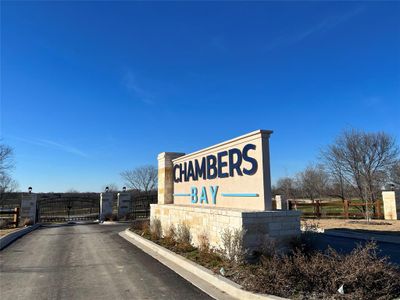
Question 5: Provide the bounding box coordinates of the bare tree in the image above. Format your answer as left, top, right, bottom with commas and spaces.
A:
296, 164, 329, 201
390, 160, 400, 187
0, 143, 14, 176
275, 177, 298, 200
0, 174, 18, 204
0, 143, 17, 203
322, 130, 399, 204
120, 165, 157, 192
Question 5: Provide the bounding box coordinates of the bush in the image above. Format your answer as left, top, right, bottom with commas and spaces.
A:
22, 218, 34, 226
150, 217, 162, 240
197, 231, 210, 253
220, 227, 247, 263
176, 222, 192, 245
0, 219, 9, 229
162, 224, 176, 246
104, 213, 118, 221
130, 219, 149, 231
235, 241, 400, 300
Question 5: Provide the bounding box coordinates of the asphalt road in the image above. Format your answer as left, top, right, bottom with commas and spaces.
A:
311, 233, 400, 265
0, 224, 213, 300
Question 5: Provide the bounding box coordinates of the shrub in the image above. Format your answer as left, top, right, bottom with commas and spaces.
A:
104, 213, 118, 221
130, 219, 149, 231
176, 222, 192, 245
235, 241, 400, 300
150, 217, 162, 240
220, 227, 247, 263
197, 231, 210, 253
162, 224, 176, 246
258, 234, 277, 258
0, 219, 8, 229
22, 218, 34, 226
290, 219, 321, 253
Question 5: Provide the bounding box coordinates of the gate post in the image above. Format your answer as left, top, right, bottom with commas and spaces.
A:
100, 192, 113, 221
21, 193, 38, 224
157, 152, 185, 205
275, 195, 288, 210
117, 192, 131, 219
382, 190, 400, 220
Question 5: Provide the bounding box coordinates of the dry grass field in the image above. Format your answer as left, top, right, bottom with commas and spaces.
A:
304, 218, 400, 232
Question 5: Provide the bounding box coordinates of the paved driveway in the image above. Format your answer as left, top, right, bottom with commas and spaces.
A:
0, 224, 212, 300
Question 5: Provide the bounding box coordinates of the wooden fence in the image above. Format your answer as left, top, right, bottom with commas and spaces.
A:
0, 207, 20, 227
288, 200, 383, 219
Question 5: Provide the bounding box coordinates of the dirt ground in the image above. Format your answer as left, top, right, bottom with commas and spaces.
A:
303, 219, 400, 232
0, 227, 21, 237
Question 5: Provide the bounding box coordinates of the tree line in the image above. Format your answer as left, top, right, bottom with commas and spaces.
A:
273, 129, 400, 205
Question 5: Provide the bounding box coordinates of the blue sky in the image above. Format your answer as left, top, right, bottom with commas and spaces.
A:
1, 1, 399, 192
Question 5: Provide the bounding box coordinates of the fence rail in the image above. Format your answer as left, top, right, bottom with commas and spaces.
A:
0, 207, 20, 227
288, 199, 383, 219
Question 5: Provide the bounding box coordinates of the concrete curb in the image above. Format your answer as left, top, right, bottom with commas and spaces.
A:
0, 224, 41, 250
323, 230, 400, 245
121, 229, 287, 300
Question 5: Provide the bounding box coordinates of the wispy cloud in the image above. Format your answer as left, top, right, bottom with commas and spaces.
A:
265, 7, 365, 51
123, 70, 155, 105
11, 136, 88, 158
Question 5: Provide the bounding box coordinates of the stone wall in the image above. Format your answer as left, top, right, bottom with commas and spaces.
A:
151, 203, 301, 251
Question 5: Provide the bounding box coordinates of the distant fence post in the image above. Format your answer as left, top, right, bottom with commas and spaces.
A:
13, 207, 19, 227
375, 200, 382, 219
315, 200, 321, 218
343, 200, 349, 219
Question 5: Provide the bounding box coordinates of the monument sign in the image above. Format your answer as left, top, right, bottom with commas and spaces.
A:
152, 130, 301, 250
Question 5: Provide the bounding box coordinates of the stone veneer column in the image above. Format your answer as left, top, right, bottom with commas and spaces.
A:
20, 193, 37, 223
261, 130, 273, 210
117, 192, 131, 218
382, 190, 400, 220
275, 195, 288, 210
100, 192, 113, 221
158, 152, 185, 204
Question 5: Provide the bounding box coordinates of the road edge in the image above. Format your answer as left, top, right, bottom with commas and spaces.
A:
323, 230, 400, 244
120, 228, 286, 300
0, 224, 41, 250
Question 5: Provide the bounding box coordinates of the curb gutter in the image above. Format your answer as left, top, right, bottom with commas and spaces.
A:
0, 224, 41, 250
120, 229, 287, 300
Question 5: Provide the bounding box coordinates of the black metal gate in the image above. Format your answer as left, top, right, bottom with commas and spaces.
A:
38, 195, 99, 223
130, 193, 158, 219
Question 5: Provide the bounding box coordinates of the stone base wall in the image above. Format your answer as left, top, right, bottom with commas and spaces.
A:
150, 204, 301, 251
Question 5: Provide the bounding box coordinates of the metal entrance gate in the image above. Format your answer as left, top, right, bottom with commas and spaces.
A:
38, 195, 99, 223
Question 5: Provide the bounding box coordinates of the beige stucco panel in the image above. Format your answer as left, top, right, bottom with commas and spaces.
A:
172, 130, 271, 211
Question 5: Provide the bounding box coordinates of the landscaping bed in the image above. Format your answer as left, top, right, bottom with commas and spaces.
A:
130, 219, 400, 300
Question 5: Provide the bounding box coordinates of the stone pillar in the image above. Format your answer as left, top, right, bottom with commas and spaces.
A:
117, 192, 131, 219
20, 193, 37, 223
382, 190, 400, 220
275, 195, 288, 210
157, 152, 185, 205
261, 130, 273, 210
100, 192, 113, 221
